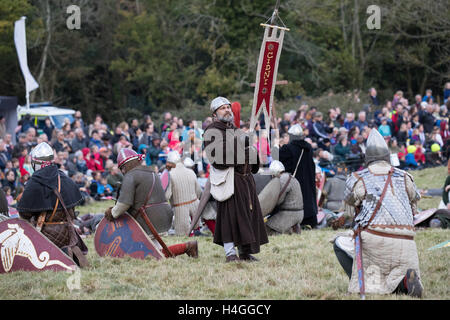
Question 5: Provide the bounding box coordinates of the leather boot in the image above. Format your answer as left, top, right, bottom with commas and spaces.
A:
405, 269, 423, 298
226, 254, 240, 263
71, 246, 90, 268
239, 253, 259, 262
185, 241, 198, 258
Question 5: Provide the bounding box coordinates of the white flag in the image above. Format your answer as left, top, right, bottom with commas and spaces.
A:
14, 17, 39, 94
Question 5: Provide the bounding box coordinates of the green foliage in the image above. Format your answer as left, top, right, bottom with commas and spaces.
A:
0, 0, 448, 124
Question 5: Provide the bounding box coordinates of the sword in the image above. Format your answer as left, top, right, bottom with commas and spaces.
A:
139, 208, 174, 258
354, 207, 365, 300
188, 179, 211, 236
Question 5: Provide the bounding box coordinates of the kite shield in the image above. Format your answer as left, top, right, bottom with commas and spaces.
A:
94, 213, 164, 260
0, 218, 77, 273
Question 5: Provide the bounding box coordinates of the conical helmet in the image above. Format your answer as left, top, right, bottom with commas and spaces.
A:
365, 128, 390, 165
30, 142, 54, 170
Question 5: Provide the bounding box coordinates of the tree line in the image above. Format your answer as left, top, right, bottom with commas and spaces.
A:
0, 0, 448, 124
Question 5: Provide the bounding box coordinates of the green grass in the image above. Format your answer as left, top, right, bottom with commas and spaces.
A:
0, 166, 448, 300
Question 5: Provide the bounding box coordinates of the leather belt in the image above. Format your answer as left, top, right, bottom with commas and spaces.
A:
173, 198, 197, 207
365, 228, 414, 240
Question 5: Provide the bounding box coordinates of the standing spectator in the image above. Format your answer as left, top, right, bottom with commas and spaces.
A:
422, 89, 434, 103
42, 117, 55, 141
160, 112, 172, 134
0, 140, 11, 171
0, 116, 6, 139
396, 122, 409, 146
444, 82, 450, 103
52, 130, 71, 153
420, 104, 436, 134
369, 87, 380, 106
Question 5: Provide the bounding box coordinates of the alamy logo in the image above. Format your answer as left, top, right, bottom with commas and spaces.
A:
66, 5, 81, 30
66, 268, 81, 292
366, 5, 381, 30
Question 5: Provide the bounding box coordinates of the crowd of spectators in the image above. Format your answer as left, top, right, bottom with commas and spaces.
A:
0, 84, 449, 208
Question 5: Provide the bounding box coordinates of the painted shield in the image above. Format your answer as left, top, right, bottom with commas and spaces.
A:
160, 169, 170, 192
0, 218, 77, 273
413, 209, 436, 226
94, 213, 164, 260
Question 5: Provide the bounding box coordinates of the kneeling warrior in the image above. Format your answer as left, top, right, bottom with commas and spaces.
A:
265, 160, 304, 235
334, 129, 423, 298
17, 142, 89, 267
104, 148, 198, 258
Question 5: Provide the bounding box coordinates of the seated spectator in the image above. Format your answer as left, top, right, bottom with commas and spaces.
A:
414, 141, 426, 167
71, 128, 89, 153
84, 146, 104, 172
148, 134, 162, 166
90, 171, 102, 200
2, 169, 17, 198
334, 135, 351, 164
89, 130, 103, 149
343, 112, 356, 130
3, 186, 15, 207
355, 111, 368, 131
106, 165, 123, 192
97, 177, 113, 200
405, 145, 419, 169
72, 172, 91, 205
52, 130, 71, 153
431, 126, 444, 147
396, 122, 408, 146
378, 117, 392, 137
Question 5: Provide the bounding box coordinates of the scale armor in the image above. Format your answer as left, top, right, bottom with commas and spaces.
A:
345, 168, 420, 229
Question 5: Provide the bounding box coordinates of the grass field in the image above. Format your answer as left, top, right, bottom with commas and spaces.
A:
0, 166, 449, 300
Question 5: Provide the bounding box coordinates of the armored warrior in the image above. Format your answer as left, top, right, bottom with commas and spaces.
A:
17, 142, 89, 267
165, 151, 202, 236
265, 160, 304, 235
104, 148, 198, 258
333, 129, 423, 297
203, 96, 268, 262
279, 124, 318, 227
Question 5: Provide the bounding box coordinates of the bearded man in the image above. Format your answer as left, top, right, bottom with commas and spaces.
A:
104, 148, 198, 258
203, 96, 268, 262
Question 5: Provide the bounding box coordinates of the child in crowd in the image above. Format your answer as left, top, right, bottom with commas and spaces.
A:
97, 177, 113, 200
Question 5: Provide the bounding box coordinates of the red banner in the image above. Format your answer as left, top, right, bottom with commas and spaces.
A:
255, 41, 280, 117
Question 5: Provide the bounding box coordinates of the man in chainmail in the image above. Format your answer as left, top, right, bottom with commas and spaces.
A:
332, 129, 423, 298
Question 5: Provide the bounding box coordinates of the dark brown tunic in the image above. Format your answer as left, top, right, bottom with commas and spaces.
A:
203, 120, 268, 254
